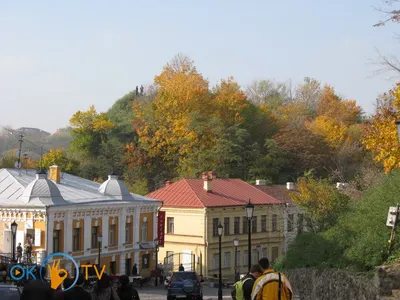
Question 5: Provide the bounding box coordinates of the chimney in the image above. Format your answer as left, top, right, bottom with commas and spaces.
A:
49, 165, 61, 184
286, 182, 295, 190
256, 180, 267, 186
202, 171, 213, 192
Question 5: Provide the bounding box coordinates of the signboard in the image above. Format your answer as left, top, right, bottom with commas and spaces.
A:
386, 206, 399, 227
157, 211, 166, 247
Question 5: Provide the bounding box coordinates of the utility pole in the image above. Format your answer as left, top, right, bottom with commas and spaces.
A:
39, 146, 44, 171
17, 133, 24, 168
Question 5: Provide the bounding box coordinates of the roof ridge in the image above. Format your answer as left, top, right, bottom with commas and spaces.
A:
2, 169, 26, 188
182, 179, 204, 208
240, 179, 281, 203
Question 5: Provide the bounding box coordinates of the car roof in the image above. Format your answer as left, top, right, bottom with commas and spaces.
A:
0, 285, 19, 288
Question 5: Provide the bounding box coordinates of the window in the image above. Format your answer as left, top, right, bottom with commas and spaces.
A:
91, 226, 98, 249
109, 224, 116, 246
271, 246, 279, 262
167, 217, 174, 234
125, 223, 131, 244
261, 215, 267, 232
234, 217, 240, 234
224, 217, 230, 235
252, 216, 257, 233
212, 218, 219, 236
224, 252, 231, 267
242, 217, 248, 234
262, 247, 267, 258
243, 250, 248, 266
212, 254, 219, 269
53, 230, 60, 253
287, 214, 294, 232
141, 221, 148, 242
166, 251, 174, 266
110, 261, 116, 275
298, 214, 304, 234
252, 249, 258, 264
73, 228, 80, 251
272, 214, 277, 232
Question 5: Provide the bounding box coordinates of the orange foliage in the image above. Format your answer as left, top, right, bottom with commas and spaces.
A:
363, 84, 400, 173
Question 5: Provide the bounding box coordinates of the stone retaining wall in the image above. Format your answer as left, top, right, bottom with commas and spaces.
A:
285, 268, 380, 300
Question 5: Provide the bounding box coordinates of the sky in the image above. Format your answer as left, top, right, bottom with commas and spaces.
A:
0, 0, 399, 133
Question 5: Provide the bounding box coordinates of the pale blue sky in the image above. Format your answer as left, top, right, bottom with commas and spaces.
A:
0, 0, 399, 133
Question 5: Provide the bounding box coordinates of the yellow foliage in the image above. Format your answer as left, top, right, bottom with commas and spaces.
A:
363, 84, 400, 173
305, 86, 361, 147
69, 105, 114, 134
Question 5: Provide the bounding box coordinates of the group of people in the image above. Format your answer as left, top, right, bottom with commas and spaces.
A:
233, 257, 293, 300
20, 267, 140, 300
16, 240, 32, 264
135, 85, 144, 96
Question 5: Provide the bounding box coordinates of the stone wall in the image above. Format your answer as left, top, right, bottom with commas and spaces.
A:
285, 268, 380, 300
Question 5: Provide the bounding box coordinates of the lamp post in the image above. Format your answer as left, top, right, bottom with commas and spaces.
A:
154, 238, 159, 286
233, 237, 239, 281
245, 200, 254, 272
97, 233, 103, 270
217, 223, 223, 300
11, 221, 18, 263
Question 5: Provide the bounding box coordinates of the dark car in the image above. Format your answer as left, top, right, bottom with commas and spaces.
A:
0, 284, 22, 300
166, 271, 203, 300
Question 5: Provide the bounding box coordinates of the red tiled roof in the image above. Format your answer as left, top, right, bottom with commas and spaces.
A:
253, 185, 296, 203
147, 179, 281, 208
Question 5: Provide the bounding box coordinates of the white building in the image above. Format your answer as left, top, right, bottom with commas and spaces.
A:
0, 166, 161, 276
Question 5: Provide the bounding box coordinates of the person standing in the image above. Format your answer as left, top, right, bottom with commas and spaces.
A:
64, 274, 91, 300
17, 242, 23, 263
25, 238, 32, 264
132, 263, 138, 276
251, 258, 293, 300
178, 264, 184, 272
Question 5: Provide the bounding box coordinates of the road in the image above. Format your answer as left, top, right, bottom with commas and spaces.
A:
136, 286, 233, 299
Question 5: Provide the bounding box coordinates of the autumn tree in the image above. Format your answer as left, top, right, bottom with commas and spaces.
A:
41, 147, 79, 174
246, 79, 292, 110
363, 84, 400, 173
69, 105, 114, 159
290, 172, 351, 232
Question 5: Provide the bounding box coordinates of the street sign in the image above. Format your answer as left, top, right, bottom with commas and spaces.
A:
386, 206, 399, 227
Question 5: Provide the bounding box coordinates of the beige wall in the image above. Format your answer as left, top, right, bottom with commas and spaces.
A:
206, 205, 285, 279
158, 207, 206, 275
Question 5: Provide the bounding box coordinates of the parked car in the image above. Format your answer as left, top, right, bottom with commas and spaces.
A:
0, 284, 22, 300
166, 271, 203, 300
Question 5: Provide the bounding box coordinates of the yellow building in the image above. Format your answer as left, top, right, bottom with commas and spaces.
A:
0, 166, 161, 277
147, 171, 285, 280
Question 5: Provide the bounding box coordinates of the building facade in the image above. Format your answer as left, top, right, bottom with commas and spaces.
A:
254, 181, 306, 253
0, 166, 161, 277
147, 171, 286, 279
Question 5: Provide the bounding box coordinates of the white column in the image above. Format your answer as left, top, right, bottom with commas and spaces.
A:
119, 253, 126, 275
47, 216, 54, 254
102, 216, 109, 253
134, 209, 140, 247
64, 211, 72, 254
134, 252, 140, 274
153, 209, 157, 241
119, 209, 126, 247
84, 215, 91, 252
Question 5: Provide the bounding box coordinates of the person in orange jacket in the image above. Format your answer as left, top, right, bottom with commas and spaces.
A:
251, 257, 293, 300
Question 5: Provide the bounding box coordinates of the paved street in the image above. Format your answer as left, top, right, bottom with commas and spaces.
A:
136, 286, 233, 300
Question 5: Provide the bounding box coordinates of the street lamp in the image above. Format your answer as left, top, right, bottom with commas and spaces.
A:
97, 233, 103, 270
245, 200, 254, 272
154, 238, 159, 286
217, 223, 223, 300
233, 237, 239, 281
11, 221, 18, 262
